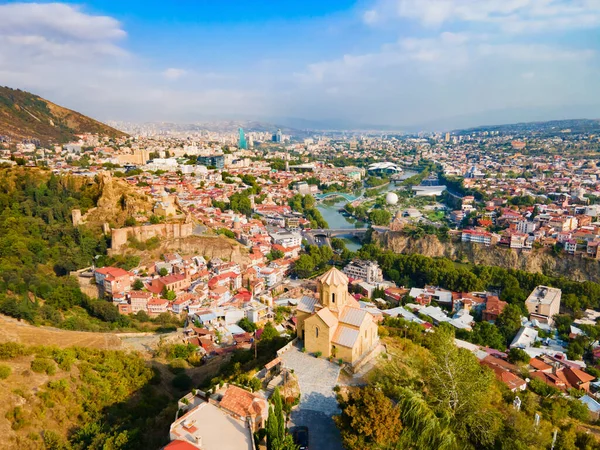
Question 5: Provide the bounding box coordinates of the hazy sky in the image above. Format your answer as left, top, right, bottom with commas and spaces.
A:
0, 0, 599, 130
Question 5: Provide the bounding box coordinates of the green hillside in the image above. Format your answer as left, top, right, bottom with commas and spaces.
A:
0, 86, 127, 144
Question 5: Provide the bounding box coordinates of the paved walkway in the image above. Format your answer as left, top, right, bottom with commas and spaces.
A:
281, 344, 341, 415
281, 344, 344, 450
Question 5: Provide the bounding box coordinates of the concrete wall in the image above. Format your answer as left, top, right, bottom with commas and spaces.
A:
276, 338, 298, 357
110, 221, 193, 252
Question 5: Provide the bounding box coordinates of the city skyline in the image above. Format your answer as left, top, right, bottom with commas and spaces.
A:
0, 0, 599, 130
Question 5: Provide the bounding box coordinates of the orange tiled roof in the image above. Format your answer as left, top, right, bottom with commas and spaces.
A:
219, 385, 267, 419
529, 358, 552, 371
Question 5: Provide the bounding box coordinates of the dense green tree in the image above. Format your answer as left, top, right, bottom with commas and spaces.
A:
496, 304, 523, 345
508, 347, 531, 364
470, 321, 506, 350
335, 385, 402, 450
368, 209, 392, 226
554, 314, 574, 339
238, 317, 258, 333
265, 387, 296, 450
294, 254, 315, 278
267, 249, 284, 261
424, 326, 501, 447
162, 288, 176, 301
260, 322, 279, 342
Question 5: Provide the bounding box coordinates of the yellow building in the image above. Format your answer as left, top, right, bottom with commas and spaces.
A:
296, 267, 379, 365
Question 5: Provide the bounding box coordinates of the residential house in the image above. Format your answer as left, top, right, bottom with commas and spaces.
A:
129, 291, 152, 313
525, 286, 561, 325
172, 294, 195, 315
94, 267, 131, 296
343, 260, 384, 284
147, 297, 169, 315
150, 273, 190, 295
482, 296, 508, 322
461, 229, 500, 246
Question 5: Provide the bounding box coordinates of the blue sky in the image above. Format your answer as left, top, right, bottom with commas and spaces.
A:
0, 0, 599, 129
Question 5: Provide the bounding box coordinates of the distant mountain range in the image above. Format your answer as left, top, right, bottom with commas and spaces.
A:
0, 86, 127, 144
454, 118, 600, 135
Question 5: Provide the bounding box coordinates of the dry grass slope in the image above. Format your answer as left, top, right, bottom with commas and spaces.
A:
0, 85, 127, 144
0, 314, 122, 350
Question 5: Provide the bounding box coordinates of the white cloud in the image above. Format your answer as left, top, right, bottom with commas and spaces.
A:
477, 43, 595, 62
163, 68, 188, 80
0, 3, 128, 65
364, 0, 600, 33
290, 25, 599, 125
1, 2, 598, 129
0, 3, 126, 41
0, 3, 273, 122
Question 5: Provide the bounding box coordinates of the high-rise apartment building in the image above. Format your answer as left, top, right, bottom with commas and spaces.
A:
238, 128, 248, 150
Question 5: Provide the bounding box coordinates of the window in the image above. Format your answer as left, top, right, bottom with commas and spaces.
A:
331, 293, 336, 303
315, 326, 319, 338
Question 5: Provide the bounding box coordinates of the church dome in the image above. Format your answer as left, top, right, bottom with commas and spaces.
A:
318, 267, 348, 287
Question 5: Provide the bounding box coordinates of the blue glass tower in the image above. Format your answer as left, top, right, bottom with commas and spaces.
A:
238, 128, 248, 150
272, 128, 283, 143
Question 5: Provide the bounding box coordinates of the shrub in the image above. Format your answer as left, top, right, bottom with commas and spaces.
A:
187, 353, 203, 367
0, 364, 11, 379
43, 430, 67, 449
6, 406, 28, 430
169, 358, 189, 374
0, 342, 28, 360
52, 349, 76, 371
31, 358, 56, 375
27, 432, 39, 441
314, 351, 322, 358
165, 344, 196, 360
248, 377, 262, 392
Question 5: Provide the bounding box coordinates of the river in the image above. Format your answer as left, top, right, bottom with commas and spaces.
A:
316, 170, 417, 251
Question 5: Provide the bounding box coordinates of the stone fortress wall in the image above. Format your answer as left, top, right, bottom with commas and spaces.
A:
110, 221, 193, 252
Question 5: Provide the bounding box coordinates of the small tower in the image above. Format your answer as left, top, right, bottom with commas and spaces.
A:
72, 209, 82, 226
317, 267, 349, 315
233, 215, 242, 236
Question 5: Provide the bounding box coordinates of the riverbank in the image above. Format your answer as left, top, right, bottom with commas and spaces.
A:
316, 170, 418, 251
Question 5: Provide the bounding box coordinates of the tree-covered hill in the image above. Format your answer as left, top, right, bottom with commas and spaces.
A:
0, 167, 159, 331
0, 86, 127, 144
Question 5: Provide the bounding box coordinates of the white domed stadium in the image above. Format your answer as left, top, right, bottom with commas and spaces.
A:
386, 192, 399, 205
